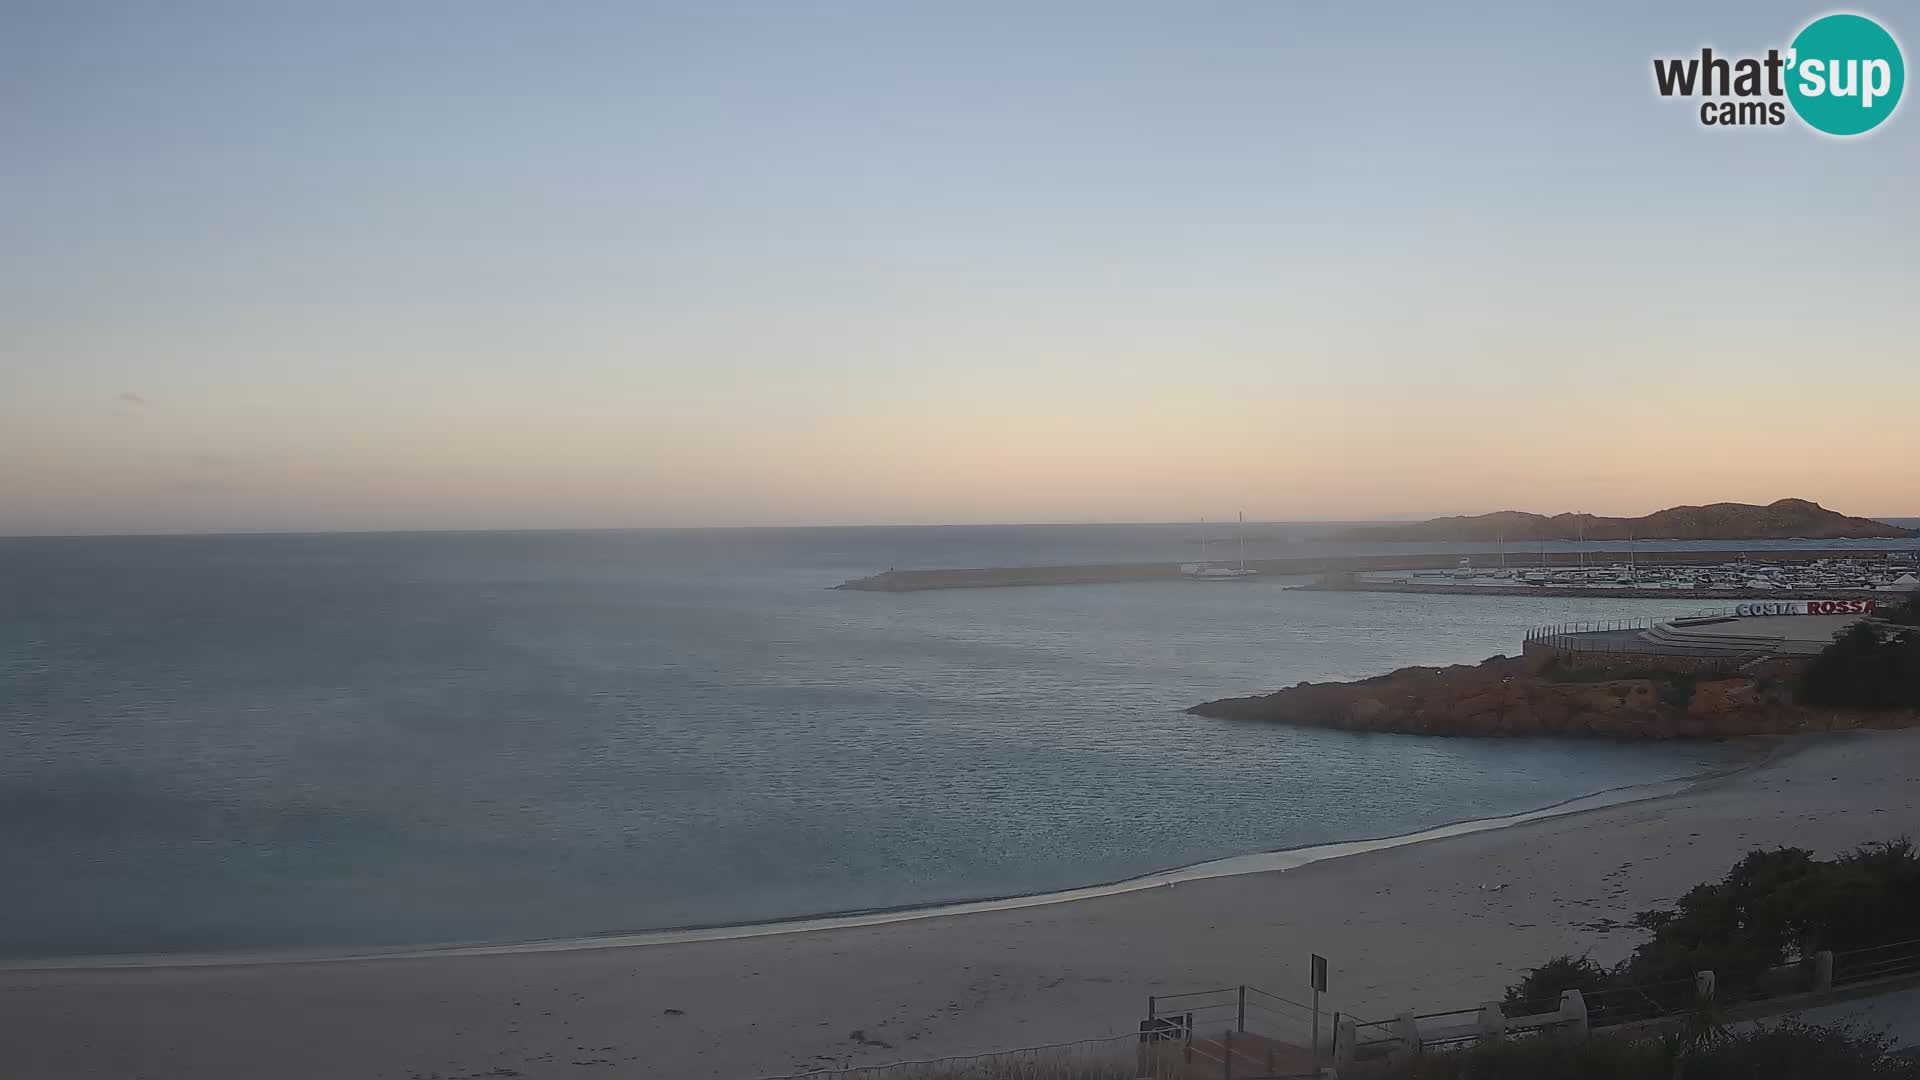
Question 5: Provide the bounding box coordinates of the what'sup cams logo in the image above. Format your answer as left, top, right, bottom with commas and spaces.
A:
1654, 12, 1904, 135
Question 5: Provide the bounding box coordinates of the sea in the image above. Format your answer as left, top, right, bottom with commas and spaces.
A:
4, 523, 1916, 960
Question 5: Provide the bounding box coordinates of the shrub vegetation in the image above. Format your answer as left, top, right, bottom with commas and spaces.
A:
1506, 841, 1920, 1023
1402, 1020, 1920, 1079
1799, 622, 1920, 710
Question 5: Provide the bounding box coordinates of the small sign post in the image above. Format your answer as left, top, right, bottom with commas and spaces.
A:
1310, 954, 1329, 1064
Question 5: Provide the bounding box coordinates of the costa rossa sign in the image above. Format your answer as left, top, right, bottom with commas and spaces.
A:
1734, 599, 1877, 616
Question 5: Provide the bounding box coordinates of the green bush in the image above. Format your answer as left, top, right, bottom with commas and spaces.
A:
1623, 846, 1824, 992
1684, 1019, 1920, 1079
1400, 1020, 1920, 1079
1883, 594, 1920, 628
1504, 841, 1920, 1019
1799, 623, 1920, 709
1503, 955, 1619, 1016
1537, 659, 1699, 707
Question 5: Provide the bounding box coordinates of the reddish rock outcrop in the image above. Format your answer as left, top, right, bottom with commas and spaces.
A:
1189, 653, 1914, 739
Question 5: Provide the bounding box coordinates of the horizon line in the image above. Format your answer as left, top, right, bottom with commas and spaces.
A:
5, 512, 1918, 543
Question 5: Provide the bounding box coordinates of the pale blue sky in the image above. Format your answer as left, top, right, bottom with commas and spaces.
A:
3, 1, 1915, 533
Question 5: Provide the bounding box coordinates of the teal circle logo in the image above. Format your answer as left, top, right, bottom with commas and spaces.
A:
1786, 13, 1905, 135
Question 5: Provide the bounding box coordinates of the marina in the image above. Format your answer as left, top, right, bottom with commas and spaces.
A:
837, 548, 1920, 597
1339, 553, 1920, 597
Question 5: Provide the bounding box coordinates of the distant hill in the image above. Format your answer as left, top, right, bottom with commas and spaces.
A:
1331, 499, 1917, 543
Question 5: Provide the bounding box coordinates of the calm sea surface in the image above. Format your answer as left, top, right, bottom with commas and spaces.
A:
4, 524, 1915, 958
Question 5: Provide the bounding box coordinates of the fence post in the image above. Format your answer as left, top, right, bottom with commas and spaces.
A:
1147, 995, 1156, 1021
1236, 984, 1246, 1033
1560, 989, 1588, 1042
1478, 1000, 1506, 1042
1393, 1011, 1420, 1064
1223, 1029, 1233, 1080
1814, 951, 1834, 994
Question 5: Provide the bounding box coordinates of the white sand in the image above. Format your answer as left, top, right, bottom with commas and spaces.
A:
9, 730, 1920, 1079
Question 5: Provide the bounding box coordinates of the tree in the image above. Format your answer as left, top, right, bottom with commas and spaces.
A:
1503, 841, 1920, 1016
1799, 623, 1920, 709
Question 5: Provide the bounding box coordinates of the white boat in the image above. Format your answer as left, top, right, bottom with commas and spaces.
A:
1187, 565, 1259, 579
1183, 513, 1259, 580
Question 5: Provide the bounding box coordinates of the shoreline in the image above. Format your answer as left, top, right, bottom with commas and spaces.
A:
9, 729, 1909, 1080
0, 741, 1777, 974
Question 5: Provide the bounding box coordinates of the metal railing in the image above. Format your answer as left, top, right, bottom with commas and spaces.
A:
1143, 985, 1323, 1078
1146, 985, 1318, 1042
1570, 975, 1706, 1025
1525, 619, 1663, 654
1402, 1006, 1490, 1051
1348, 1001, 1581, 1058
1522, 610, 1740, 647
1343, 946, 1920, 1068
1833, 937, 1920, 986
1345, 1015, 1402, 1061
753, 940, 1920, 1080
1525, 618, 1778, 672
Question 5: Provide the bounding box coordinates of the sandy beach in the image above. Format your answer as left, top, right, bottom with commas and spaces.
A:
12, 729, 1920, 1080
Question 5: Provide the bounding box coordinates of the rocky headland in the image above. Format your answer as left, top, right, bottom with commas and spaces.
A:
1188, 651, 1913, 739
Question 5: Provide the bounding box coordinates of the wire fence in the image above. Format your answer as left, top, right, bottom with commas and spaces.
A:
1524, 616, 1778, 673
1140, 984, 1334, 1079
753, 942, 1920, 1080
1403, 1006, 1487, 1051
1574, 975, 1707, 1026
1525, 618, 1663, 645
1347, 1014, 1401, 1060
1148, 986, 1316, 1041
1834, 937, 1920, 986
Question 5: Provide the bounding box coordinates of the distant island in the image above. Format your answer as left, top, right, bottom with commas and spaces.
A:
1329, 499, 1915, 543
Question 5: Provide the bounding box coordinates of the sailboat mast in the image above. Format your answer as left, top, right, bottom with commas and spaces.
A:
1238, 511, 1247, 572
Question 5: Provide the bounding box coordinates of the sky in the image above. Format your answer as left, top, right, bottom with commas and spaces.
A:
3, 1, 1916, 535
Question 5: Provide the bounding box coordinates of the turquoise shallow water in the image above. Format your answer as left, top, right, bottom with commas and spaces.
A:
6, 524, 1894, 958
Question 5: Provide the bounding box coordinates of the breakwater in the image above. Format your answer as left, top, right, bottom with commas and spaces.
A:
833, 549, 1877, 592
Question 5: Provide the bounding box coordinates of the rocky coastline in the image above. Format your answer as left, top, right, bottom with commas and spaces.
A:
1188, 650, 1913, 739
